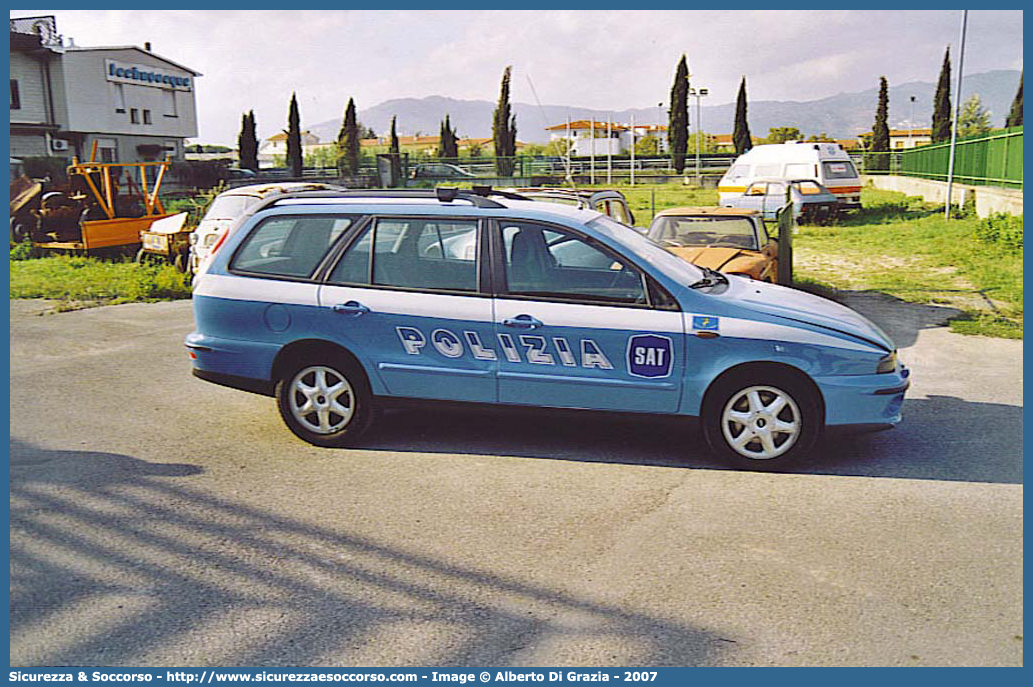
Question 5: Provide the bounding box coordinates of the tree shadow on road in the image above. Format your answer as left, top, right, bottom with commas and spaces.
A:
9, 439, 729, 668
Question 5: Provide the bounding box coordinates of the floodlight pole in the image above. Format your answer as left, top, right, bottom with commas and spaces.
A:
945, 9, 968, 219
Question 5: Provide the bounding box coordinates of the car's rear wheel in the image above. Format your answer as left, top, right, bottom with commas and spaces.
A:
703, 370, 820, 470
275, 358, 374, 447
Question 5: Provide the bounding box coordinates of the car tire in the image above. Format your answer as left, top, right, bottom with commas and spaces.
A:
275, 356, 375, 447
702, 369, 820, 470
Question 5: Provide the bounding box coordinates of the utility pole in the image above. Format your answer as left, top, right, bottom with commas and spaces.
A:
590, 119, 595, 184
630, 114, 636, 186
689, 86, 708, 186
945, 10, 968, 219
606, 116, 612, 185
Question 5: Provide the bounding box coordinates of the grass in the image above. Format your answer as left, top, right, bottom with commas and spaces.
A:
792, 188, 1023, 339
9, 253, 192, 310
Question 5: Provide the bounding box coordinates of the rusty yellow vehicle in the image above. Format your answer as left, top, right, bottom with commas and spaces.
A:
645, 206, 790, 284
26, 142, 175, 254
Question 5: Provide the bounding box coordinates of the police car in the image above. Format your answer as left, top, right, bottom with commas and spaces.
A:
186, 188, 909, 469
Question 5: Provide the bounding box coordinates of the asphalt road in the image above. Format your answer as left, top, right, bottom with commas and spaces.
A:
9, 295, 1023, 667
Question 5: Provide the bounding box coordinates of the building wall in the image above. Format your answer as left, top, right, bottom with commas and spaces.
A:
10, 51, 51, 125
57, 49, 198, 139
10, 133, 50, 157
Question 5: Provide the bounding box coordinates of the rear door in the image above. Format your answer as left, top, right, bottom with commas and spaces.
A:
318, 215, 497, 403
490, 220, 684, 413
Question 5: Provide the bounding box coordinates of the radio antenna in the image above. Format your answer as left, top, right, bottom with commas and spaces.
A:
526, 73, 576, 190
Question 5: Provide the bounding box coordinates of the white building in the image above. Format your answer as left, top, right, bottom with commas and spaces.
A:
9, 15, 201, 164
258, 131, 321, 168
545, 120, 667, 155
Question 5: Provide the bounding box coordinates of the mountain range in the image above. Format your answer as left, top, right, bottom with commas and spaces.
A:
305, 70, 1021, 145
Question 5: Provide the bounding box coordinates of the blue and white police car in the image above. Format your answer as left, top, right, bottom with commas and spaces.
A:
186, 188, 909, 469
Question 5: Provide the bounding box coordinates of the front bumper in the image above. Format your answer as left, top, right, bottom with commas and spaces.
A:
816, 364, 910, 428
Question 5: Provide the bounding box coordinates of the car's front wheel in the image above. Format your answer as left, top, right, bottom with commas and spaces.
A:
275, 359, 374, 447
703, 371, 820, 470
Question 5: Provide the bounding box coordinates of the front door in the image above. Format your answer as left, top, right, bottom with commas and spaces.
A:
491, 220, 684, 413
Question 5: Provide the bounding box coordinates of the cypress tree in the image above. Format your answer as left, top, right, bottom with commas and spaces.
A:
237, 110, 259, 172
286, 93, 303, 177
438, 115, 458, 159
871, 77, 890, 171
337, 98, 360, 175
389, 115, 402, 184
668, 55, 690, 173
493, 66, 517, 176
932, 47, 952, 143
1005, 73, 1023, 127
733, 77, 753, 155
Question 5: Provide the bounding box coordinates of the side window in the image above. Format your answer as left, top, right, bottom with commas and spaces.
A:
746, 183, 766, 196
232, 215, 355, 278
768, 183, 786, 197
330, 218, 479, 292
501, 222, 646, 305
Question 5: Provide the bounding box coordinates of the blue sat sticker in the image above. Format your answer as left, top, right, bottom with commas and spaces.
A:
627, 334, 673, 379
692, 315, 720, 331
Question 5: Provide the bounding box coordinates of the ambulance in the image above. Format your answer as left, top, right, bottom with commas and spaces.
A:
718, 142, 863, 210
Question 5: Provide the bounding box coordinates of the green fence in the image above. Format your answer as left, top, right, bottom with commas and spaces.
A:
897, 127, 1023, 189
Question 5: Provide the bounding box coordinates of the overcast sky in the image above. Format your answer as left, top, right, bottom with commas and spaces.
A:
12, 9, 1024, 146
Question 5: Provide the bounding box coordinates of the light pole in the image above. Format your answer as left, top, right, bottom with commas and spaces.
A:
657, 101, 663, 153
688, 86, 708, 186
909, 95, 916, 147
946, 9, 968, 219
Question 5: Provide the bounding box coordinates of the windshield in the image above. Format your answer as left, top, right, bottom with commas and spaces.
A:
649, 216, 760, 250
201, 194, 258, 221
587, 216, 703, 284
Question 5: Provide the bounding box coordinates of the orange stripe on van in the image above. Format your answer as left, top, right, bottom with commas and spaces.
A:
718, 186, 748, 193
827, 186, 862, 194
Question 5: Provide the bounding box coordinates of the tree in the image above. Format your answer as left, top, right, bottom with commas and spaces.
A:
337, 97, 360, 175
633, 135, 661, 156
285, 93, 303, 177
237, 110, 259, 172
389, 115, 402, 185
958, 94, 992, 138
667, 55, 690, 173
1005, 73, 1023, 127
766, 127, 801, 144
869, 76, 890, 171
932, 47, 952, 143
806, 132, 834, 142
733, 76, 753, 155
492, 66, 518, 175
438, 115, 458, 158
359, 124, 377, 139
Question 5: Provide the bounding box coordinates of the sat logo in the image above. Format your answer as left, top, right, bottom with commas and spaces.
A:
626, 334, 674, 379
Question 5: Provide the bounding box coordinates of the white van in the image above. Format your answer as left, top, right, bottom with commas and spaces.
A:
718, 142, 862, 210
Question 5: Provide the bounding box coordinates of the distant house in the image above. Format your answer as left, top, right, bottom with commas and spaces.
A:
858, 128, 932, 151
545, 120, 667, 155
258, 130, 321, 167
710, 134, 763, 154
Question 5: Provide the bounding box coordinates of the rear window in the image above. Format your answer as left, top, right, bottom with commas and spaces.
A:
231, 215, 356, 278
202, 194, 256, 221
822, 160, 859, 179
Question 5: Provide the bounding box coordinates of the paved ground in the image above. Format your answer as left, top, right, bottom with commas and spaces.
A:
9, 295, 1023, 667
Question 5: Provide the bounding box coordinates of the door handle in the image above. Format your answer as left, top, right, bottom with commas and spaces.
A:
502, 314, 543, 329
332, 300, 370, 316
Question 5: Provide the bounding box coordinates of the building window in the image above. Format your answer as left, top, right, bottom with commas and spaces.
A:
163, 89, 178, 117
113, 83, 126, 113
143, 109, 152, 125
130, 108, 139, 124
96, 138, 117, 163
10, 80, 20, 110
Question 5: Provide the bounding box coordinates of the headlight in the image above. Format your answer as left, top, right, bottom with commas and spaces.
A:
876, 351, 897, 374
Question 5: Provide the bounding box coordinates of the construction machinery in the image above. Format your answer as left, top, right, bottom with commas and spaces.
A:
14, 141, 176, 255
